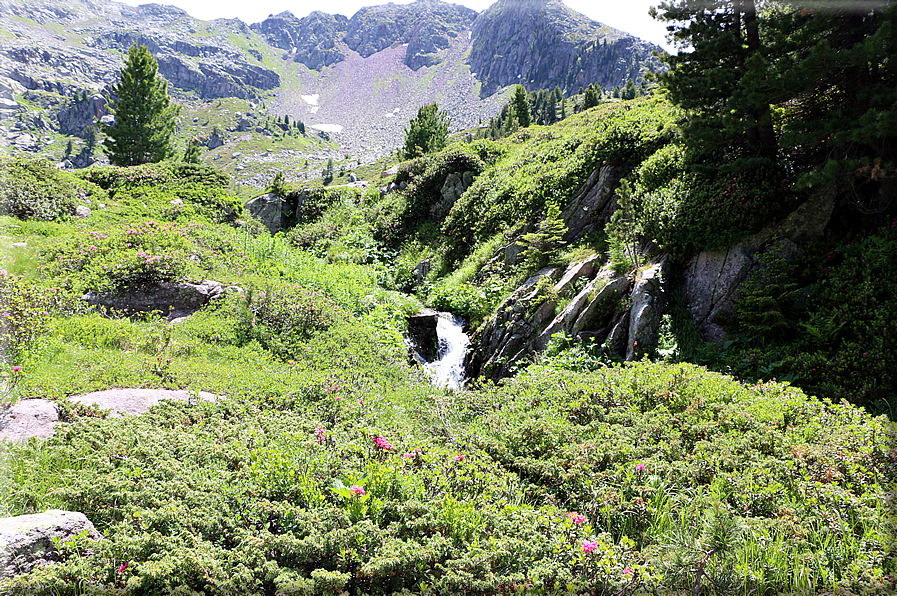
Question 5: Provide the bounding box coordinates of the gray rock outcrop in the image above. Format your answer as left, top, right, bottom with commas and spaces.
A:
561, 165, 619, 242
245, 192, 288, 234
626, 257, 669, 360
71, 388, 218, 417
468, 0, 665, 96
83, 280, 226, 320
0, 399, 59, 443
683, 184, 836, 345
0, 510, 102, 579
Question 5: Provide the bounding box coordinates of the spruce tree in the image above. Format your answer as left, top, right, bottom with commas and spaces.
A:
400, 103, 450, 160
512, 85, 531, 128
103, 45, 178, 166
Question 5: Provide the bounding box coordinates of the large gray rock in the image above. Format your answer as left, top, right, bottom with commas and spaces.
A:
627, 257, 669, 360
683, 185, 836, 344
561, 166, 619, 242
83, 280, 226, 320
0, 510, 102, 579
0, 399, 58, 443
70, 388, 218, 417
245, 193, 288, 234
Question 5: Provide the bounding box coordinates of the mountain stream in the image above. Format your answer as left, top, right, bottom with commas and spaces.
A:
422, 314, 469, 390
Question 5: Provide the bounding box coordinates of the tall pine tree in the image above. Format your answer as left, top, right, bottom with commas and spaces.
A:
103, 45, 178, 166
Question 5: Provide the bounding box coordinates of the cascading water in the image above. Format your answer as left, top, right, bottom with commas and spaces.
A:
423, 313, 470, 390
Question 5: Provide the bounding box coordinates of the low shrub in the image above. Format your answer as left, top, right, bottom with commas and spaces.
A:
0, 158, 98, 220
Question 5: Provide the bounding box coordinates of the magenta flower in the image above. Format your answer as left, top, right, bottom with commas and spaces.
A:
12, 366, 21, 372
403, 452, 415, 460
452, 454, 465, 462
117, 562, 128, 573
623, 567, 633, 575
315, 426, 325, 443
635, 463, 646, 472
568, 512, 586, 525
373, 435, 394, 450
582, 540, 601, 554
350, 485, 365, 497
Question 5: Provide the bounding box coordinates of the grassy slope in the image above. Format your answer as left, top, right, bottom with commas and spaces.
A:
0, 110, 895, 595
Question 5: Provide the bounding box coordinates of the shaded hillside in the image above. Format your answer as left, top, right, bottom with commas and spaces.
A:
249, 11, 350, 70
469, 0, 665, 95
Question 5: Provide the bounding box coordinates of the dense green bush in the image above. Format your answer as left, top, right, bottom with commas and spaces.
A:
630, 148, 796, 259
441, 97, 678, 265
0, 158, 106, 220
81, 162, 229, 193
370, 147, 486, 245
0, 273, 78, 364
725, 220, 897, 413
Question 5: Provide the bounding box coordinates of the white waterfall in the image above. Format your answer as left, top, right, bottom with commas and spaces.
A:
424, 314, 469, 390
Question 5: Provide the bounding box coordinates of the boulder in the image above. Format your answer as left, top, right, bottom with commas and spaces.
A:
561, 165, 619, 242
74, 205, 91, 218
627, 257, 669, 360
0, 510, 102, 579
70, 388, 218, 417
83, 280, 226, 320
408, 309, 440, 362
245, 193, 287, 234
0, 399, 59, 443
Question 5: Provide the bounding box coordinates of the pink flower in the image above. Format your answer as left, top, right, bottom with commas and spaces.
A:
12, 366, 21, 372
0, 270, 6, 276
315, 426, 325, 443
568, 512, 586, 525
623, 567, 633, 575
350, 485, 365, 497
335, 395, 341, 401
582, 540, 601, 554
117, 562, 128, 573
373, 435, 394, 450
452, 454, 465, 462
403, 452, 415, 460
635, 463, 646, 472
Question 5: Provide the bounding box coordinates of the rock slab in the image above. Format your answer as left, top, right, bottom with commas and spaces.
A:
0, 510, 101, 579
71, 388, 218, 418
0, 399, 59, 443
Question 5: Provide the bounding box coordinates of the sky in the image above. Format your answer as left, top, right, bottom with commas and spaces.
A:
118, 0, 674, 51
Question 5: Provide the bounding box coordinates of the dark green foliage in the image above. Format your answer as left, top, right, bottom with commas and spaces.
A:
512, 84, 531, 128
651, 0, 776, 163
628, 144, 795, 259
399, 103, 450, 160
267, 171, 288, 197
0, 158, 104, 220
724, 220, 897, 413
102, 45, 179, 166
81, 162, 230, 194
520, 202, 566, 270
370, 147, 485, 245
768, 3, 897, 199
582, 83, 600, 109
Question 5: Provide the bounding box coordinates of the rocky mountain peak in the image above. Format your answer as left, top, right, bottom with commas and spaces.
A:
470, 0, 663, 95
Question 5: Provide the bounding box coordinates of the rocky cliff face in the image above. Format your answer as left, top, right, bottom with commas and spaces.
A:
345, 1, 478, 70
469, 0, 665, 95
251, 11, 349, 70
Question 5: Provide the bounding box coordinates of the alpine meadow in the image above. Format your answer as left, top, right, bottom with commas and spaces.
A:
0, 0, 895, 595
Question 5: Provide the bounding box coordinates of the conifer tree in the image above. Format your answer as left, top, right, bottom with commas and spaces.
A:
583, 84, 600, 109
102, 45, 178, 166
400, 103, 450, 160
512, 85, 531, 128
